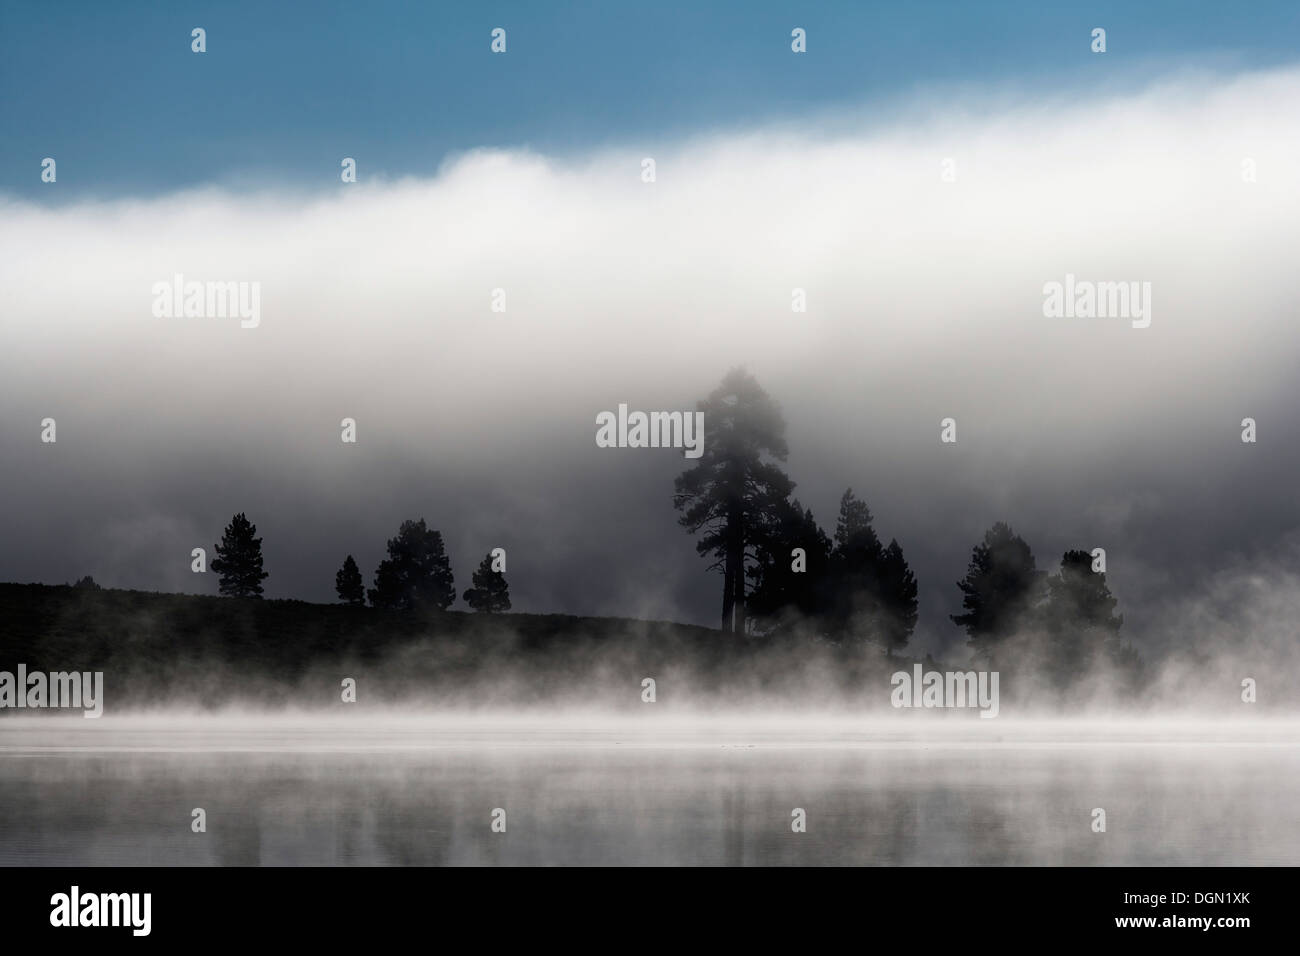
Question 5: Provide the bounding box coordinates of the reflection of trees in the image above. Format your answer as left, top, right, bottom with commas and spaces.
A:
371, 789, 454, 866
214, 813, 261, 866
722, 786, 747, 866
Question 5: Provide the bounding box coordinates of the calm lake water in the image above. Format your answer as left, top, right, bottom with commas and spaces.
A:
2, 715, 1297, 865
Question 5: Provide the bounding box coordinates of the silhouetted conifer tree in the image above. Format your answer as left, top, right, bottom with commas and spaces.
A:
825, 489, 918, 651
210, 513, 269, 598
463, 552, 511, 613
368, 519, 455, 611
1043, 549, 1123, 686
826, 488, 884, 642
747, 498, 832, 633
877, 538, 919, 654
674, 369, 794, 634
951, 521, 1043, 664
335, 554, 365, 606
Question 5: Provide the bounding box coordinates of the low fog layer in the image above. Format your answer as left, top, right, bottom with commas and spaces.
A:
2, 66, 1299, 665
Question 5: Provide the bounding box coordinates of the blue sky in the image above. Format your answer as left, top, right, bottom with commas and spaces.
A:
4, 0, 1299, 200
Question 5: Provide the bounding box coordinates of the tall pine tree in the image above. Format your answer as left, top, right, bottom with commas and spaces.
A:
674, 369, 794, 634
210, 512, 269, 598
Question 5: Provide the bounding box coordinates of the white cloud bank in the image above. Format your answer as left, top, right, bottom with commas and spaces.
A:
1, 66, 1298, 649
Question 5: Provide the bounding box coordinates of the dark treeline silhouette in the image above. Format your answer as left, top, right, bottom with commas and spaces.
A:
180, 371, 1141, 696
673, 369, 1141, 693
334, 555, 364, 606
464, 552, 511, 613
212, 511, 510, 615
368, 519, 456, 611
675, 369, 919, 654
673, 368, 793, 636
337, 520, 508, 614
0, 581, 926, 710
746, 488, 919, 653
211, 513, 268, 598
953, 522, 1142, 695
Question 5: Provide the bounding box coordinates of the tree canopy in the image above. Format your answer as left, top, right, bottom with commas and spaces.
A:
951, 521, 1043, 663
335, 554, 365, 606
463, 552, 511, 613
368, 519, 455, 611
674, 368, 793, 634
210, 512, 269, 599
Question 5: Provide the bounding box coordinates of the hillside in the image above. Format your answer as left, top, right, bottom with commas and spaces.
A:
0, 583, 916, 710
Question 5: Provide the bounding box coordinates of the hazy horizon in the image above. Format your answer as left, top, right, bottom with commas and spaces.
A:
6, 66, 1300, 666
4, 4, 1300, 895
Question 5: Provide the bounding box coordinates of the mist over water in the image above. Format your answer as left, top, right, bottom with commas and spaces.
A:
4, 569, 1296, 866
2, 714, 1297, 866
4, 12, 1300, 880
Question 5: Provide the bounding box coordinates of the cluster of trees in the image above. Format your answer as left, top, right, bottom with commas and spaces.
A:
674, 369, 919, 652
743, 489, 919, 652
201, 368, 1137, 689
674, 369, 1138, 685
952, 522, 1138, 688
209, 513, 510, 613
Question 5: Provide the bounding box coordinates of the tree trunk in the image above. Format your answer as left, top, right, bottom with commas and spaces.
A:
727, 513, 745, 635
721, 563, 735, 632
732, 541, 746, 635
